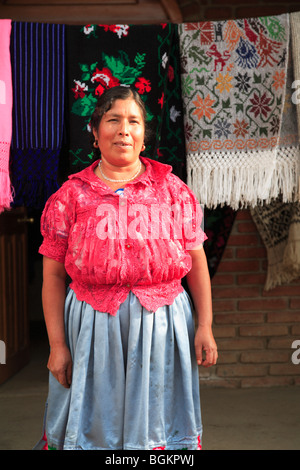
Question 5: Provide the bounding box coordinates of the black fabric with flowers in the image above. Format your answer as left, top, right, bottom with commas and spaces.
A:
65, 23, 186, 181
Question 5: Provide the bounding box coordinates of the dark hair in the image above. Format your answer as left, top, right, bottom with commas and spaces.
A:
90, 86, 152, 158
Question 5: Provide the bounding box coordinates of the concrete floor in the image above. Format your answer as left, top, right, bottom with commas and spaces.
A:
0, 327, 299, 451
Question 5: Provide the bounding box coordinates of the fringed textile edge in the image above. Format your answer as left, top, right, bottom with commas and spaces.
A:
11, 177, 59, 210
187, 145, 300, 210
0, 169, 13, 214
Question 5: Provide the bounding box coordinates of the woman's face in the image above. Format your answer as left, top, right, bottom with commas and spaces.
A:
93, 98, 145, 168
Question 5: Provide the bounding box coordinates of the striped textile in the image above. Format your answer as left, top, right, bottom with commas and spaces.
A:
10, 22, 65, 209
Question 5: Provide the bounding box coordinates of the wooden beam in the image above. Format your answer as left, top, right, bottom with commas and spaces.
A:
4, 0, 137, 4
160, 0, 182, 23
0, 3, 170, 23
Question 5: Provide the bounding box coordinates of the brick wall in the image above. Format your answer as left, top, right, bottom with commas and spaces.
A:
200, 210, 300, 388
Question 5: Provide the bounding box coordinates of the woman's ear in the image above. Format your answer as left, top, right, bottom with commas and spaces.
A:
92, 128, 98, 140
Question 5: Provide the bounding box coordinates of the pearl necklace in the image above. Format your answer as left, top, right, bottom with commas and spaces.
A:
98, 160, 142, 183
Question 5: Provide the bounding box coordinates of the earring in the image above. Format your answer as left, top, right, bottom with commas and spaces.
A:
93, 140, 98, 148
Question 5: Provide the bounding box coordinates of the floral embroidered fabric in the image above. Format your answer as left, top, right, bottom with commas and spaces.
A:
39, 157, 206, 315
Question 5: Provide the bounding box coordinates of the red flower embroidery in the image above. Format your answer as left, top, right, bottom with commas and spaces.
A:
249, 91, 271, 118
95, 84, 105, 97
168, 65, 174, 82
135, 77, 151, 94
99, 24, 129, 38
158, 92, 164, 109
157, 148, 163, 158
72, 80, 88, 99
91, 67, 120, 95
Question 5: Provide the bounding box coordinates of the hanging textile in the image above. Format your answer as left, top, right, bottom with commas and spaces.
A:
9, 22, 66, 209
0, 19, 13, 214
65, 23, 186, 180
250, 13, 300, 290
291, 11, 300, 155
251, 199, 300, 290
291, 11, 300, 203
203, 205, 237, 278
179, 14, 295, 209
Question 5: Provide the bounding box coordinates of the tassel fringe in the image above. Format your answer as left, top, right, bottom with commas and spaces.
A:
0, 169, 13, 214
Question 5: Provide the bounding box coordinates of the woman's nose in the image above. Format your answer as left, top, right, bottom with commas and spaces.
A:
118, 120, 129, 135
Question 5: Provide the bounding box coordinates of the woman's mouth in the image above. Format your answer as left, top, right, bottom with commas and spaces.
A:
114, 141, 132, 147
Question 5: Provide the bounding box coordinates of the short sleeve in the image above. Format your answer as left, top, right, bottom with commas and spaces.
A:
38, 183, 75, 263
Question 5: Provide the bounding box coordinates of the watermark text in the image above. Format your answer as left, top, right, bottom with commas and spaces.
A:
291, 340, 300, 365
0, 340, 6, 365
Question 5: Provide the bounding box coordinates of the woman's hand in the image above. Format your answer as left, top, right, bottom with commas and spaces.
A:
194, 325, 218, 367
47, 343, 72, 388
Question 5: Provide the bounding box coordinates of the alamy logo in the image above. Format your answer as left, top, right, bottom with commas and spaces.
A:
0, 340, 6, 365
291, 340, 300, 365
95, 200, 204, 250
291, 81, 300, 105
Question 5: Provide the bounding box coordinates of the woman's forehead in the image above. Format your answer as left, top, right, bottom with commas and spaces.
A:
103, 98, 145, 120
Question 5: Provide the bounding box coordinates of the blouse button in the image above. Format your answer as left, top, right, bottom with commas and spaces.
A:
125, 244, 131, 249
126, 283, 131, 288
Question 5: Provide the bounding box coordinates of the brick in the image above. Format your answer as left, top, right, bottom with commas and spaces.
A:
236, 247, 266, 258
214, 313, 264, 325
217, 337, 265, 351
212, 299, 236, 312
215, 351, 238, 364
199, 377, 240, 388
226, 234, 259, 246
238, 298, 287, 311
291, 325, 300, 335
268, 337, 296, 349
237, 221, 257, 233
290, 299, 300, 310
267, 312, 300, 323
239, 325, 288, 337
241, 350, 290, 364
212, 286, 260, 298
270, 364, 300, 376
262, 285, 300, 297
235, 210, 252, 220
216, 364, 268, 377
237, 273, 266, 285
198, 368, 211, 379
217, 259, 260, 272
221, 247, 234, 259
213, 326, 236, 338
241, 376, 293, 388
212, 273, 235, 286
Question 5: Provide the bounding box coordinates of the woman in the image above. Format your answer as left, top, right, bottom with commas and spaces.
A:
38, 86, 217, 450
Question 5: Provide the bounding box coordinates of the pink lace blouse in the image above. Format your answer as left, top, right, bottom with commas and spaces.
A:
39, 157, 207, 315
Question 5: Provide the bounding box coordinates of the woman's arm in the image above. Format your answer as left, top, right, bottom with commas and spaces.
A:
42, 256, 72, 388
186, 247, 218, 367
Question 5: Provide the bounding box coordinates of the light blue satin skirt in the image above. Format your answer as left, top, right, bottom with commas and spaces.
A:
37, 288, 202, 450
